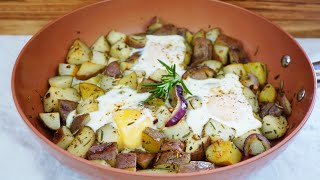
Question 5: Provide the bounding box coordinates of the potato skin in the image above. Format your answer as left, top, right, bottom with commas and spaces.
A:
191, 37, 213, 67
87, 142, 118, 167
52, 126, 74, 149
160, 139, 186, 152
70, 113, 90, 134
206, 140, 242, 166
182, 66, 216, 80
116, 153, 137, 171
142, 127, 166, 153
177, 161, 214, 173
154, 151, 191, 170
67, 126, 95, 158
103, 61, 122, 78
136, 152, 156, 169
58, 100, 78, 125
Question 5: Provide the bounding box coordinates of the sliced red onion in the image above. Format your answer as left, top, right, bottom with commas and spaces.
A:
165, 85, 188, 127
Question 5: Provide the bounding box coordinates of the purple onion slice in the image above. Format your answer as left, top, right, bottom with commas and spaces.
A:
165, 85, 188, 127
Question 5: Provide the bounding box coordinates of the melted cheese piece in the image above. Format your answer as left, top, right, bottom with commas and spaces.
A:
184, 74, 262, 137
131, 35, 186, 77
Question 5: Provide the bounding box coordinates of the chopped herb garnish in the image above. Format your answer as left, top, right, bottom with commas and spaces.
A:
143, 60, 192, 102
127, 122, 134, 126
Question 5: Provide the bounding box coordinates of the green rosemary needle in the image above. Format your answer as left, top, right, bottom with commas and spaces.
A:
143, 60, 192, 102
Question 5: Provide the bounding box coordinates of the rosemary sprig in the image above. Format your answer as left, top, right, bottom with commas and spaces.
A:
143, 60, 192, 102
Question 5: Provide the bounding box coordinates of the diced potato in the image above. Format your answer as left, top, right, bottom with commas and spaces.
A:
72, 75, 103, 92
58, 100, 78, 125
240, 73, 260, 91
96, 124, 123, 151
258, 83, 277, 103
261, 115, 288, 140
203, 119, 236, 142
118, 71, 137, 89
160, 139, 186, 152
137, 78, 156, 93
110, 41, 133, 61
186, 135, 211, 161
206, 140, 242, 166
232, 129, 261, 151
243, 62, 267, 86
103, 61, 122, 78
99, 75, 117, 92
116, 153, 137, 171
163, 120, 191, 141
146, 16, 163, 34
91, 35, 110, 52
213, 44, 229, 65
183, 42, 192, 66
43, 87, 80, 112
223, 63, 246, 77
48, 75, 73, 88
192, 29, 205, 45
154, 151, 191, 170
107, 30, 126, 45
277, 91, 292, 116
243, 87, 259, 113
76, 62, 105, 80
136, 152, 155, 169
76, 97, 99, 114
58, 63, 79, 76
90, 159, 111, 167
149, 68, 167, 82
126, 35, 146, 48
66, 39, 92, 65
154, 105, 171, 129
243, 134, 270, 156
142, 127, 166, 153
52, 126, 74, 149
206, 28, 221, 44
79, 83, 104, 100
177, 161, 214, 173
87, 142, 118, 167
186, 96, 203, 110
39, 112, 60, 130
200, 60, 223, 72
70, 113, 91, 134
185, 31, 193, 44
91, 51, 108, 65
138, 169, 176, 174
67, 126, 95, 158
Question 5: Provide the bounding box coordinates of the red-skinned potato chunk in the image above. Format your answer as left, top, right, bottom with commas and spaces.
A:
103, 61, 122, 78
87, 142, 118, 167
70, 113, 90, 135
58, 100, 78, 126
136, 152, 156, 169
160, 139, 186, 152
191, 37, 213, 67
182, 66, 216, 80
116, 153, 137, 171
52, 126, 74, 149
154, 151, 191, 170
177, 161, 214, 173
142, 127, 166, 153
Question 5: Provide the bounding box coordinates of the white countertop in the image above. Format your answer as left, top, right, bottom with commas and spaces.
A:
0, 36, 319, 180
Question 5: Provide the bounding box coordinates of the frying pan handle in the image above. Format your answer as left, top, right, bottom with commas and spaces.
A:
313, 61, 320, 87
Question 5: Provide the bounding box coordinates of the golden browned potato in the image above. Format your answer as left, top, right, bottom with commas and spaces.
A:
107, 30, 126, 45
67, 126, 95, 158
76, 62, 105, 80
160, 139, 186, 152
76, 97, 99, 114
48, 76, 73, 88
39, 112, 61, 130
58, 63, 79, 76
136, 152, 156, 169
243, 62, 267, 86
58, 99, 78, 125
91, 35, 110, 53
66, 39, 92, 65
258, 83, 277, 103
142, 127, 166, 153
110, 41, 133, 61
153, 151, 191, 170
79, 83, 104, 100
261, 115, 288, 140
116, 153, 137, 171
52, 126, 74, 149
205, 140, 242, 166
70, 113, 90, 134
222, 63, 246, 77
87, 142, 118, 167
118, 71, 138, 89
43, 87, 80, 112
177, 161, 214, 173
